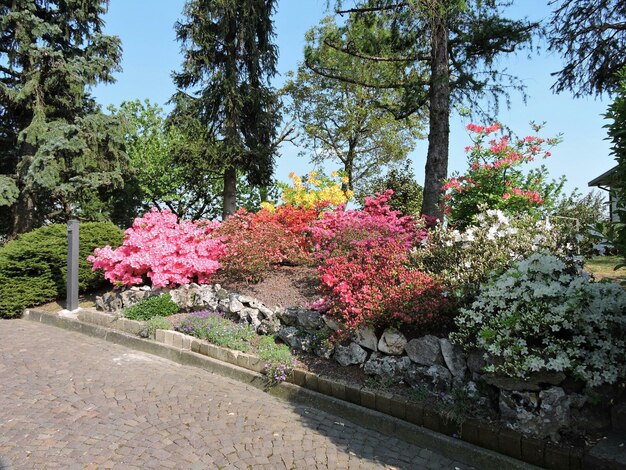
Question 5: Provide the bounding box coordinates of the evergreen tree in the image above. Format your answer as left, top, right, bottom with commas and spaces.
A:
0, 0, 127, 238
307, 1, 535, 218
172, 0, 281, 219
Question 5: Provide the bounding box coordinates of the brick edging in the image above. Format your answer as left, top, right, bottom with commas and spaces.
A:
24, 309, 558, 469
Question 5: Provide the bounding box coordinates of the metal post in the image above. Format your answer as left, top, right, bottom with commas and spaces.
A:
66, 220, 79, 312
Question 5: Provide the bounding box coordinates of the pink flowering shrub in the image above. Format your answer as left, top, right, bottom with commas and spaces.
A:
443, 122, 564, 226
88, 208, 226, 288
309, 190, 428, 259
317, 237, 448, 337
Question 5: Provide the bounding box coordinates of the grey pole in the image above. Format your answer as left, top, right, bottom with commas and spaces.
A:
66, 220, 79, 312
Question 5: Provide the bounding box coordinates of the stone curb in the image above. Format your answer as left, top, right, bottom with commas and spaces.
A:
24, 309, 543, 470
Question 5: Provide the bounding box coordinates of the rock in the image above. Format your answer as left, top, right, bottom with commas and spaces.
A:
405, 335, 444, 366
568, 393, 587, 410
275, 307, 298, 326
95, 296, 105, 311
257, 317, 280, 336
215, 288, 229, 301
353, 326, 378, 352
500, 387, 570, 440
377, 328, 407, 355
405, 364, 453, 392
439, 339, 467, 379
227, 296, 244, 313
334, 342, 368, 367
322, 315, 340, 331
245, 308, 261, 331
256, 304, 274, 320
277, 326, 301, 349
295, 309, 324, 332
169, 286, 191, 309
485, 371, 566, 392
466, 350, 488, 377
196, 285, 218, 309
364, 353, 411, 382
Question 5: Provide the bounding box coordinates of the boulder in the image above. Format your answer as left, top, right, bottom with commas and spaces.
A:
378, 328, 407, 355
257, 317, 280, 336
485, 371, 566, 392
322, 315, 340, 331
500, 387, 570, 440
277, 326, 312, 352
314, 342, 335, 360
439, 339, 467, 379
364, 352, 411, 382
275, 307, 298, 326
405, 364, 452, 392
405, 335, 444, 366
334, 342, 368, 367
353, 326, 378, 352
295, 309, 325, 332
227, 295, 244, 314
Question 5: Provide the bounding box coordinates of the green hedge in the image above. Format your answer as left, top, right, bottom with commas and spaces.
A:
0, 222, 124, 318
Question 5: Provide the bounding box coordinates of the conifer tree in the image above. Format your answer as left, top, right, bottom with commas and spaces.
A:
172, 0, 281, 219
0, 0, 127, 238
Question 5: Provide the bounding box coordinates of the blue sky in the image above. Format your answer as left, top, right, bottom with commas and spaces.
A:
92, 0, 615, 198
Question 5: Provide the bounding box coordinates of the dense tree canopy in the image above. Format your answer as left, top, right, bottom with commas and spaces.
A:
308, 0, 536, 218
0, 0, 127, 238
171, 0, 282, 219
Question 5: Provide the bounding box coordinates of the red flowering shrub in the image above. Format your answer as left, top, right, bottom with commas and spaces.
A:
309, 190, 428, 259
88, 208, 226, 288
317, 238, 447, 335
443, 122, 564, 226
216, 205, 315, 282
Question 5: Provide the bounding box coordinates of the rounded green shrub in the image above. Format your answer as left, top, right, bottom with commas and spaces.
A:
123, 294, 180, 321
0, 222, 124, 318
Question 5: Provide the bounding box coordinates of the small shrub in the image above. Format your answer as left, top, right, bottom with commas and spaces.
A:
309, 190, 427, 260
123, 294, 180, 321
318, 237, 447, 335
257, 335, 294, 384
452, 252, 626, 387
174, 310, 255, 352
0, 222, 123, 318
443, 122, 564, 226
410, 208, 569, 305
146, 316, 171, 337
88, 208, 226, 288
216, 206, 313, 282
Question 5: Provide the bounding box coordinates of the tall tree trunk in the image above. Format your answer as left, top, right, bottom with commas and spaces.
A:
421, 15, 450, 220
222, 166, 237, 220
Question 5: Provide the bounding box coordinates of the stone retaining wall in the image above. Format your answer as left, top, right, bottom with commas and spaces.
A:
96, 284, 618, 441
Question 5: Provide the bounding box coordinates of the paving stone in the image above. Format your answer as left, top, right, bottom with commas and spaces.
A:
0, 320, 472, 469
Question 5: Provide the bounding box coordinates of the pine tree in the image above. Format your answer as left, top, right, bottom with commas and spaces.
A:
172, 0, 281, 219
0, 0, 127, 238
308, 0, 535, 218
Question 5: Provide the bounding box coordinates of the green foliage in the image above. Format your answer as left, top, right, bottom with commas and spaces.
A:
257, 335, 294, 384
356, 162, 423, 216
551, 189, 608, 257
283, 18, 424, 190
0, 222, 124, 318
146, 316, 171, 338
0, 0, 129, 237
605, 68, 626, 265
174, 311, 256, 352
123, 295, 180, 321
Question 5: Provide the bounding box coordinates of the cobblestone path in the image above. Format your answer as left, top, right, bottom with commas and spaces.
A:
0, 320, 471, 469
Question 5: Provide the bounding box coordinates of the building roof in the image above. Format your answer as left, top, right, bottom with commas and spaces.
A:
588, 165, 618, 187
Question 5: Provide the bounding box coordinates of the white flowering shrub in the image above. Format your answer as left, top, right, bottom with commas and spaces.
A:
452, 252, 626, 387
411, 209, 570, 303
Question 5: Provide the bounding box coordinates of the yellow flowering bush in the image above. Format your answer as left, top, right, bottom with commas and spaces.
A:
275, 171, 353, 210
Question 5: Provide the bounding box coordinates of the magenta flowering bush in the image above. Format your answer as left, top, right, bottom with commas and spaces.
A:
308, 190, 428, 259
87, 208, 226, 288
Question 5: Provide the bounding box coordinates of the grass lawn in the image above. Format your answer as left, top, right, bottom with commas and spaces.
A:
585, 256, 626, 283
